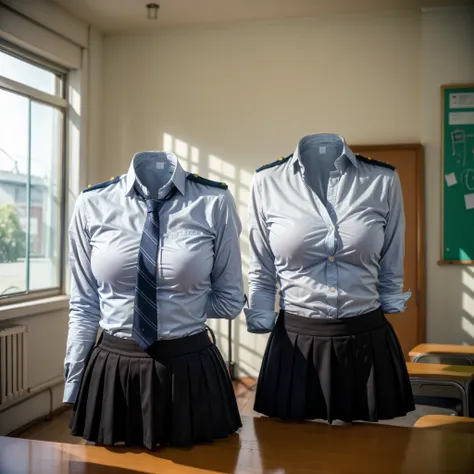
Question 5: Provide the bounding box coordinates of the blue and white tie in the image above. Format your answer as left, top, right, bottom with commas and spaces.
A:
132, 187, 176, 350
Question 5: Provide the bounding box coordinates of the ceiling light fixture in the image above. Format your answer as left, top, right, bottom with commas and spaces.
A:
146, 3, 160, 20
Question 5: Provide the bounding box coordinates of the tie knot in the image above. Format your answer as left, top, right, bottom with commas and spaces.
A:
146, 200, 161, 213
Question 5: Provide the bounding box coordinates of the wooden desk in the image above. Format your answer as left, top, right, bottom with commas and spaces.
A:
406, 362, 474, 381
1, 416, 474, 474
407, 362, 474, 416
410, 344, 474, 363
415, 415, 474, 433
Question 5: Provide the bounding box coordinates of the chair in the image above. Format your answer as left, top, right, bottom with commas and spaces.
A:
407, 362, 474, 417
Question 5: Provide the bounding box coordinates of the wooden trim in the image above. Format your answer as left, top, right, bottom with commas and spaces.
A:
415, 145, 426, 344
441, 83, 474, 90
352, 143, 426, 345
0, 289, 63, 307
439, 83, 474, 265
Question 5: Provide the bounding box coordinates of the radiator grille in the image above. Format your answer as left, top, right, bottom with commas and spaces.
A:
0, 325, 28, 406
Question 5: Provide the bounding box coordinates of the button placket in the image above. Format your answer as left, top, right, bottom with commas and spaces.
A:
326, 170, 340, 311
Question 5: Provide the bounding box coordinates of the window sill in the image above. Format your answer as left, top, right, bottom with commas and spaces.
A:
0, 295, 69, 322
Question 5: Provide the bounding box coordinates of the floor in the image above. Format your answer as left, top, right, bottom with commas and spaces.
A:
13, 377, 452, 443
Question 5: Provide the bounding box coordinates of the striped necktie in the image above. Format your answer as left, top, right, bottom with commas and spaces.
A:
132, 186, 177, 350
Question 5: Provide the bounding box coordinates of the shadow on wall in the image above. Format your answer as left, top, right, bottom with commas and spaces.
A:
162, 132, 267, 377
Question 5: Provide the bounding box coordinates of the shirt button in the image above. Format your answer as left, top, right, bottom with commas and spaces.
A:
330, 287, 336, 293
328, 256, 335, 262
329, 225, 334, 231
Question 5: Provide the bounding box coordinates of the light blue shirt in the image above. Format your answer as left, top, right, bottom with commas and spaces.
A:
64, 152, 245, 403
244, 134, 411, 334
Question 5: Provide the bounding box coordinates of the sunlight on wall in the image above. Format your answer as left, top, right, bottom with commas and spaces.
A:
462, 266, 474, 342
162, 132, 263, 376
207, 156, 263, 377
163, 132, 200, 174
462, 316, 474, 340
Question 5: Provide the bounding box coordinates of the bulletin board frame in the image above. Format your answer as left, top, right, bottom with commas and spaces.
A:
439, 83, 474, 266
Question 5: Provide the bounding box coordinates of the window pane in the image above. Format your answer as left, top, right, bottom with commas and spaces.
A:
0, 89, 28, 295
0, 51, 58, 96
0, 89, 63, 297
29, 101, 62, 291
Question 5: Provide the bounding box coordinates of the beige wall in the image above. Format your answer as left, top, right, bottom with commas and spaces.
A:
103, 7, 474, 374
0, 307, 68, 435
102, 10, 424, 376
102, 8, 474, 376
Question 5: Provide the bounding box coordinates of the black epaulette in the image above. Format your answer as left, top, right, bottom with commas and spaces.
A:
355, 154, 395, 171
186, 173, 228, 190
256, 154, 293, 173
83, 175, 122, 193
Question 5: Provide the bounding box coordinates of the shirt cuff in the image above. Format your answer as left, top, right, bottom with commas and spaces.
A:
63, 381, 80, 404
380, 290, 412, 314
243, 308, 277, 333
205, 293, 246, 319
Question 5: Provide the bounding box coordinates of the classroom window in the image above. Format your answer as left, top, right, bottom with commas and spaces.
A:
0, 47, 67, 301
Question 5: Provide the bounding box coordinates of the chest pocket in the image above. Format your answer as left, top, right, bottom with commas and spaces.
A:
161, 229, 214, 288
163, 229, 209, 249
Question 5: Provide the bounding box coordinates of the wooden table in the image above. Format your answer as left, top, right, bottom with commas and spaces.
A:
2, 417, 474, 474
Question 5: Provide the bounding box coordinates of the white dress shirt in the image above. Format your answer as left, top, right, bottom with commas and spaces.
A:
245, 134, 411, 333
64, 152, 245, 403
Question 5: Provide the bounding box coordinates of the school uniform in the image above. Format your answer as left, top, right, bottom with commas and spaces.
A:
64, 151, 245, 448
245, 134, 415, 422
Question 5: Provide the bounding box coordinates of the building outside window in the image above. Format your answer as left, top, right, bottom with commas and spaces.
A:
0, 46, 66, 301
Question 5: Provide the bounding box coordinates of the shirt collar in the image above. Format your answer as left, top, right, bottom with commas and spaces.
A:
125, 151, 186, 198
290, 134, 358, 171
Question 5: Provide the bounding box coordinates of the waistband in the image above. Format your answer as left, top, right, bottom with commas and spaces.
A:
280, 308, 386, 337
99, 330, 212, 360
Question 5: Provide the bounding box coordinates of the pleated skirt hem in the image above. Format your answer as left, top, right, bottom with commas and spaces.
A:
254, 309, 415, 423
70, 331, 242, 449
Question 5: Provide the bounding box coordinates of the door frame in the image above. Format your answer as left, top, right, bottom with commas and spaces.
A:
351, 144, 425, 345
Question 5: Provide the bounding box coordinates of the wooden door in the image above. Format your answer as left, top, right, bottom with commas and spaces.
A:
352, 144, 425, 358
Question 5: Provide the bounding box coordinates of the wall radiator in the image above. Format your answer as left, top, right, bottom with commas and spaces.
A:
0, 326, 28, 407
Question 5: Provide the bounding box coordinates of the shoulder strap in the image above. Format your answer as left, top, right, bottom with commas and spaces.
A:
256, 154, 293, 173
83, 175, 122, 193
355, 154, 395, 171
186, 173, 228, 190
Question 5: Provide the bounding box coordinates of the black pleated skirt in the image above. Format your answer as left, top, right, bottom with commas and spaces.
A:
70, 330, 242, 449
254, 309, 415, 422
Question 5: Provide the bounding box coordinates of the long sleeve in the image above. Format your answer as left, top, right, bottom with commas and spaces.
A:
63, 193, 101, 403
244, 174, 278, 333
378, 171, 411, 314
205, 190, 245, 319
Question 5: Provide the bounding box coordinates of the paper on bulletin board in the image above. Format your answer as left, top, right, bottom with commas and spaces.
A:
449, 112, 474, 125
465, 193, 474, 210
450, 92, 474, 109
445, 172, 457, 187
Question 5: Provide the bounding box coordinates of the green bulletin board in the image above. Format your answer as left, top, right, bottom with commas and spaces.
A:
441, 84, 474, 265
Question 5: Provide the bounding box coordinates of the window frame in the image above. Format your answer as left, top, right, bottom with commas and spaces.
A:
0, 43, 68, 306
